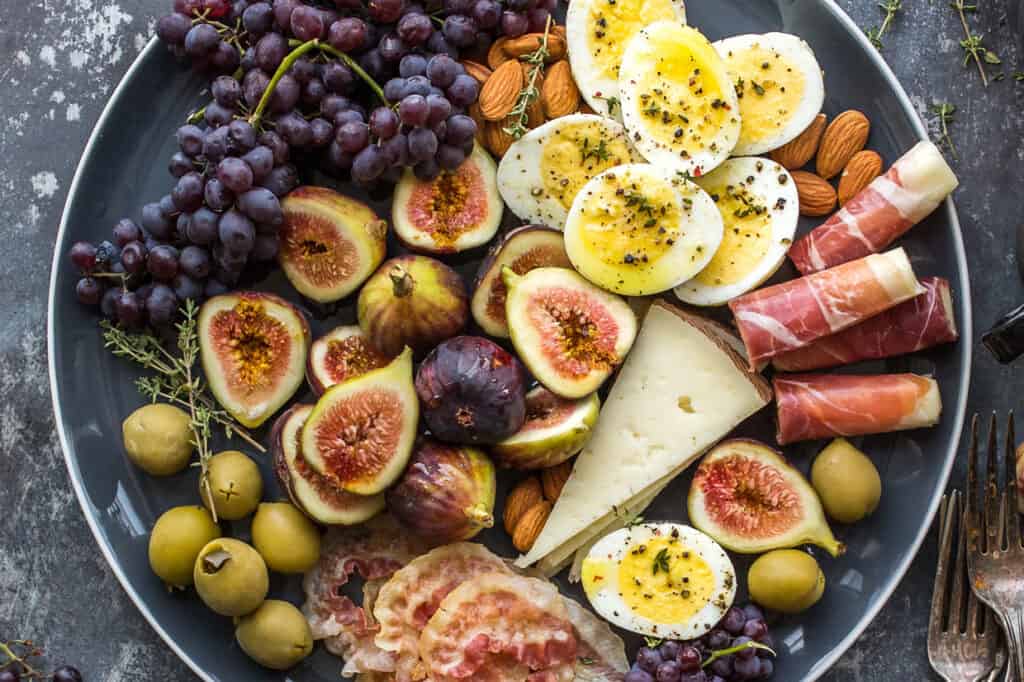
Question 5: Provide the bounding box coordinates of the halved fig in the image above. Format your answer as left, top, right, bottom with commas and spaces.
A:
392, 144, 503, 254
271, 404, 385, 525
491, 387, 599, 470
504, 267, 638, 399
306, 325, 394, 395
358, 255, 469, 358
199, 292, 310, 429
470, 225, 572, 338
279, 186, 388, 303
301, 348, 418, 495
688, 439, 844, 557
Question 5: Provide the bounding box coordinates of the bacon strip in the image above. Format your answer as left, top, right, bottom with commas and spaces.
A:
772, 277, 958, 371
774, 373, 942, 444
729, 248, 924, 369
789, 141, 958, 274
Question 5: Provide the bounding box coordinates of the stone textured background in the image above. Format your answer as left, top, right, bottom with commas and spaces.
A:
1, 0, 1022, 679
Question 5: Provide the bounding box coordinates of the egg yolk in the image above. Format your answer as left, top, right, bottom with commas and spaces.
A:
693, 182, 773, 286
725, 45, 806, 148
586, 0, 680, 82
630, 27, 736, 162
572, 169, 683, 268
540, 122, 634, 211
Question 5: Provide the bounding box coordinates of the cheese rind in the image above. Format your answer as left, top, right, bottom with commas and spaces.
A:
516, 301, 771, 568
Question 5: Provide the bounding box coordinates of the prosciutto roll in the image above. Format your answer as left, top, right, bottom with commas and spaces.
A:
772, 277, 958, 371
775, 373, 942, 444
729, 248, 924, 369
789, 141, 958, 275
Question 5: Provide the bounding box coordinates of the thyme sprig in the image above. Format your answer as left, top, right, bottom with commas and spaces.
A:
503, 17, 553, 139
951, 0, 997, 86
866, 0, 902, 49
931, 102, 958, 159
652, 547, 672, 574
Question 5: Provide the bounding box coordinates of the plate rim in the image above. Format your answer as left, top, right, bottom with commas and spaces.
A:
47, 3, 973, 679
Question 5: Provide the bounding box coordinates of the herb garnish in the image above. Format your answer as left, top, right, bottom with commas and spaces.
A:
595, 94, 620, 115
951, 0, 996, 86
626, 514, 646, 528
865, 0, 902, 49
623, 190, 655, 215
581, 137, 611, 163
503, 17, 553, 139
652, 547, 671, 575
643, 636, 665, 648
931, 102, 957, 159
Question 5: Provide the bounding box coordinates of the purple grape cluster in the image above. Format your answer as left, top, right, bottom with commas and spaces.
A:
626, 605, 775, 682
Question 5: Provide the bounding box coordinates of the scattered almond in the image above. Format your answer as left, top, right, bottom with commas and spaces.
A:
512, 500, 552, 552
484, 119, 515, 157
487, 37, 511, 70
479, 60, 523, 121
504, 477, 544, 533
837, 150, 883, 205
503, 32, 566, 62
461, 60, 493, 85
541, 460, 573, 500
792, 170, 838, 217
816, 110, 871, 179
541, 60, 580, 119
770, 113, 827, 170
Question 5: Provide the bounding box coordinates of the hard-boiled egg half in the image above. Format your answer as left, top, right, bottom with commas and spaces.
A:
674, 157, 798, 306
565, 0, 687, 118
714, 33, 825, 155
581, 522, 736, 640
619, 21, 741, 177
496, 114, 642, 228
564, 163, 723, 296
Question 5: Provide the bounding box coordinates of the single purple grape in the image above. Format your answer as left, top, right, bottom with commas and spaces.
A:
722, 607, 746, 635
637, 647, 663, 674
75, 277, 103, 305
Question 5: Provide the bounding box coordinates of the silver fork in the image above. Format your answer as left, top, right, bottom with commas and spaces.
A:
966, 413, 1024, 681
929, 489, 1003, 681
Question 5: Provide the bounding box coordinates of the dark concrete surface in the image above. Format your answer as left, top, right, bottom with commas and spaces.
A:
1, 0, 1022, 679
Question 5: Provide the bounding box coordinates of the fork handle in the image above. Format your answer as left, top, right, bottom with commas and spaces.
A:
1002, 608, 1024, 682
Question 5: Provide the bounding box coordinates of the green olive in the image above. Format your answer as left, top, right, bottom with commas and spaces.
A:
193, 538, 269, 617
148, 506, 221, 588
235, 599, 314, 670
748, 549, 825, 614
251, 502, 321, 574
199, 450, 263, 521
122, 403, 193, 476
811, 438, 882, 524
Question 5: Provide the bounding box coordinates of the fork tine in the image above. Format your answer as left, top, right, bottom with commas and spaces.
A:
967, 415, 981, 553
930, 492, 956, 640
939, 493, 949, 547
986, 413, 1002, 553
950, 492, 967, 633
1006, 412, 1021, 549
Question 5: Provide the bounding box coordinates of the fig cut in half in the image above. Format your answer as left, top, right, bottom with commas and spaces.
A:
470, 225, 572, 338
491, 387, 599, 470
300, 348, 418, 496
687, 439, 844, 557
271, 404, 385, 525
199, 292, 310, 429
306, 325, 394, 395
279, 186, 388, 303
392, 144, 503, 254
504, 267, 638, 399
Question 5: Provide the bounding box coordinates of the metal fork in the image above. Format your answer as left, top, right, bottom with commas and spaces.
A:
930, 489, 1003, 681
966, 413, 1024, 681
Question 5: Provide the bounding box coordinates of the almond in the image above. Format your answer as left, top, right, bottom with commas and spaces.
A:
792, 170, 837, 217
541, 60, 580, 119
488, 37, 511, 69
816, 110, 871, 179
837, 150, 883, 205
770, 113, 827, 170
504, 477, 544, 533
523, 63, 546, 128
484, 119, 515, 157
468, 102, 487, 141
540, 460, 573, 500
512, 500, 552, 552
479, 60, 523, 121
461, 60, 493, 85
551, 24, 566, 41
503, 32, 567, 62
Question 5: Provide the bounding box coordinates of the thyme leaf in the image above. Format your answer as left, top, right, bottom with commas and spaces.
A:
951, 0, 993, 85
652, 547, 671, 575
865, 0, 902, 49
930, 102, 958, 160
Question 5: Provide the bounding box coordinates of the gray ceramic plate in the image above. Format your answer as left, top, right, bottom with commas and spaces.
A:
48, 1, 971, 680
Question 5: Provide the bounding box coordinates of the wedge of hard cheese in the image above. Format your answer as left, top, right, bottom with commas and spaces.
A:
516, 300, 772, 571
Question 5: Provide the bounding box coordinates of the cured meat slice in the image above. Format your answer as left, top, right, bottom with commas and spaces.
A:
728, 248, 923, 369
774, 372, 942, 444
789, 141, 958, 274
419, 572, 578, 682
772, 277, 958, 371
562, 597, 629, 681
302, 516, 430, 676
373, 543, 511, 681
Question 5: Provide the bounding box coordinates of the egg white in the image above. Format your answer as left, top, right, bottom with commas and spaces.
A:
674, 157, 799, 306
581, 523, 736, 640
496, 114, 642, 229
566, 0, 687, 118
713, 33, 825, 155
